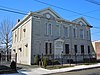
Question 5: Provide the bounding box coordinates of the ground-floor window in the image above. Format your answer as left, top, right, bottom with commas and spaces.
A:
81, 45, 84, 54
45, 42, 52, 55
45, 43, 48, 55
74, 45, 77, 53
65, 44, 69, 54
88, 46, 90, 53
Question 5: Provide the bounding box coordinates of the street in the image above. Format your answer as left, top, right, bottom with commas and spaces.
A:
50, 68, 100, 75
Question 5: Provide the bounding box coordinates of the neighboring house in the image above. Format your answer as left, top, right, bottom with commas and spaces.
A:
12, 7, 95, 65
92, 41, 100, 61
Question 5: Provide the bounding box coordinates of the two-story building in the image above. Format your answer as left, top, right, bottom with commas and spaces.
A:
12, 7, 95, 65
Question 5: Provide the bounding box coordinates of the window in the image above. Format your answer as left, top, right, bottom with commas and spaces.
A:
23, 28, 26, 37
87, 31, 90, 40
81, 45, 84, 54
49, 43, 52, 54
57, 24, 60, 36
88, 46, 90, 53
64, 27, 68, 37
45, 42, 52, 55
48, 24, 52, 35
19, 48, 22, 52
80, 29, 84, 39
73, 28, 77, 38
79, 21, 83, 26
46, 23, 48, 35
20, 27, 22, 41
45, 23, 52, 35
74, 45, 77, 53
15, 31, 17, 43
65, 44, 69, 54
45, 43, 48, 55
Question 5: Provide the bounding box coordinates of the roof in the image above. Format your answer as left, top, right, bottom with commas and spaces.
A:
72, 17, 93, 28
12, 7, 93, 31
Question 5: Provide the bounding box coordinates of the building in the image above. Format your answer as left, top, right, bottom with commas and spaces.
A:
12, 7, 95, 65
92, 41, 100, 61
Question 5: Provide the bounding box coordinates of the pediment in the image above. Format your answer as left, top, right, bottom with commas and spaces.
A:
54, 38, 64, 42
72, 17, 92, 27
35, 7, 62, 19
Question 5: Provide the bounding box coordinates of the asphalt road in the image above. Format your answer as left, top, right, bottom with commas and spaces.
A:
50, 68, 100, 75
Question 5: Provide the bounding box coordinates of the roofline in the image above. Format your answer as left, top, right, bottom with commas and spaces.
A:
12, 12, 32, 31
72, 17, 93, 28
12, 8, 93, 31
34, 7, 64, 19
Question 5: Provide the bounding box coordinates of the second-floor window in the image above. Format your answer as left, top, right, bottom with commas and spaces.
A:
73, 28, 77, 38
56, 24, 60, 36
64, 27, 68, 37
80, 29, 84, 39
87, 31, 90, 40
46, 23, 52, 35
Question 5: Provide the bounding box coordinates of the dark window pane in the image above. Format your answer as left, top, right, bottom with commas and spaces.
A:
49, 43, 52, 54
81, 45, 84, 53
74, 45, 77, 53
88, 46, 90, 53
45, 43, 48, 55
65, 44, 69, 54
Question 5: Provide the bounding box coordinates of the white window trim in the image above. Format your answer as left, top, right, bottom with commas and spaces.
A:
46, 23, 52, 35
73, 26, 77, 38
46, 23, 48, 35
64, 26, 69, 38
80, 29, 84, 39
50, 23, 52, 35
59, 25, 60, 36
56, 24, 60, 36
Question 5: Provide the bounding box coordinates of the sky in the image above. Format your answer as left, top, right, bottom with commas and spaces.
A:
0, 0, 100, 41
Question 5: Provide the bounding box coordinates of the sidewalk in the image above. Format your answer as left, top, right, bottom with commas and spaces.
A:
18, 63, 100, 75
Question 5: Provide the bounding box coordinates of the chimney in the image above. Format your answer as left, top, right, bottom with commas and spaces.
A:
17, 19, 20, 23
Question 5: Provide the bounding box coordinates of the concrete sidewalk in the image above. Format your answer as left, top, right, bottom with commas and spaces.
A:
18, 63, 100, 75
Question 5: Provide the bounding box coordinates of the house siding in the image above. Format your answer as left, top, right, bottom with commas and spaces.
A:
12, 8, 95, 65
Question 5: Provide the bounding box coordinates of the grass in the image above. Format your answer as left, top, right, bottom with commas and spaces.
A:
45, 65, 74, 70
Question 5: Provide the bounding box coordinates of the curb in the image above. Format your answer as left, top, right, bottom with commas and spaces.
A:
68, 66, 100, 72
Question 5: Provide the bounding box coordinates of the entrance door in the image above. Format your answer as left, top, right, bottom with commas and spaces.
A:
54, 39, 64, 58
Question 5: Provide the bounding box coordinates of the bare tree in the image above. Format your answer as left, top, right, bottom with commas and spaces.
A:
0, 19, 13, 59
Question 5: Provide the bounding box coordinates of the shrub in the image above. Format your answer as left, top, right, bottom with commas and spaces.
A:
53, 60, 60, 65
34, 55, 40, 65
10, 61, 16, 71
43, 57, 47, 68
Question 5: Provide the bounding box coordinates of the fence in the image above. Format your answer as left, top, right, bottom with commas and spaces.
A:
33, 54, 97, 66
0, 53, 17, 66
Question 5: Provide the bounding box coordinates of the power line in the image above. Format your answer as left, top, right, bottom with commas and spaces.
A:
0, 7, 27, 15
0, 5, 27, 13
67, 8, 100, 18
33, 0, 100, 21
0, 3, 100, 30
86, 0, 100, 5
